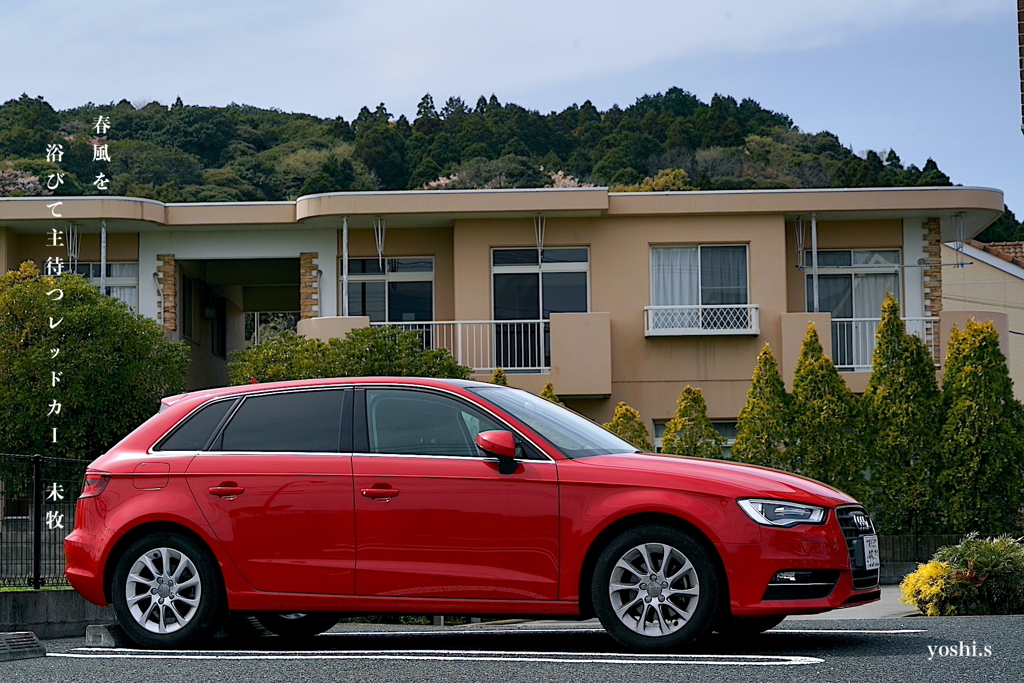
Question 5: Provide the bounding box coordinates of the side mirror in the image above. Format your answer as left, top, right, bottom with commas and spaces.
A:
476, 430, 518, 475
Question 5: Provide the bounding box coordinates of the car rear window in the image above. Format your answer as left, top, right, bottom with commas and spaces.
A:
220, 390, 344, 453
155, 399, 237, 451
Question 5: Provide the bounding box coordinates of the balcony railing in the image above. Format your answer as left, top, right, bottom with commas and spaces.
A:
832, 317, 940, 371
644, 304, 760, 337
371, 320, 549, 373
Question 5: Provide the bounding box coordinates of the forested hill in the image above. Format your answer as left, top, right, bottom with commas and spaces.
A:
0, 88, 1018, 240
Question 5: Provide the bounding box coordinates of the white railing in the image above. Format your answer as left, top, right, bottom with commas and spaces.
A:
831, 317, 940, 371
371, 320, 549, 373
644, 304, 760, 337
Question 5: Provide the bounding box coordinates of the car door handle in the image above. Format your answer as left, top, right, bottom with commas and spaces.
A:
209, 485, 245, 497
361, 487, 399, 500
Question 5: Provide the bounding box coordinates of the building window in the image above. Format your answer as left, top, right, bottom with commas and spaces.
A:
72, 261, 138, 311
342, 257, 434, 322
647, 245, 754, 334
804, 249, 901, 370
491, 247, 589, 320
245, 312, 300, 347
181, 274, 195, 341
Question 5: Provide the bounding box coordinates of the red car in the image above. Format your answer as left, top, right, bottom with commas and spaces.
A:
65, 377, 880, 651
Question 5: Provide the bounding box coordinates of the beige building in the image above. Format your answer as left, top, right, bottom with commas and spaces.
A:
0, 187, 1008, 444
942, 239, 1023, 401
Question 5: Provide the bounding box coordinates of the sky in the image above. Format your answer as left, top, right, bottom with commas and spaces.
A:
2, 0, 1021, 210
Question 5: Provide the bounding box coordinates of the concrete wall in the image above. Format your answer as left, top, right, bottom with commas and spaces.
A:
942, 245, 1023, 400
0, 590, 111, 640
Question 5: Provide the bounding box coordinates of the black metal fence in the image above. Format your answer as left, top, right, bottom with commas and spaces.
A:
0, 454, 88, 589
879, 534, 963, 564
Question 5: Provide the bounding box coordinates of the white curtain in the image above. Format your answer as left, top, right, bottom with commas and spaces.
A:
108, 286, 137, 311
853, 273, 898, 318
651, 247, 698, 306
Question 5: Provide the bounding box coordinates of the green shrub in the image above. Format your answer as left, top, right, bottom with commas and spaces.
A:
539, 382, 564, 406
900, 534, 1024, 615
602, 402, 654, 452
936, 320, 1024, 534
228, 326, 470, 384
0, 263, 189, 460
491, 368, 508, 386
660, 386, 724, 458
732, 343, 790, 469
784, 323, 865, 497
862, 294, 942, 533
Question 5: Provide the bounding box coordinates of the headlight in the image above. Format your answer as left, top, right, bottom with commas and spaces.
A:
737, 499, 827, 527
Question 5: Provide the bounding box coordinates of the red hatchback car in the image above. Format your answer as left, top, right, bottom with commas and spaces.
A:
66, 377, 880, 651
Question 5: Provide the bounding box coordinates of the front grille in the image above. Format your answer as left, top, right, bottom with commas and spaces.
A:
836, 505, 880, 590
762, 569, 839, 601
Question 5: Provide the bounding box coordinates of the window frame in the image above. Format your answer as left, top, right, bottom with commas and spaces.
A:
354, 386, 553, 462
181, 273, 195, 342
803, 249, 903, 315
202, 387, 350, 455
71, 260, 139, 311
490, 247, 591, 321
649, 243, 750, 307
339, 256, 435, 322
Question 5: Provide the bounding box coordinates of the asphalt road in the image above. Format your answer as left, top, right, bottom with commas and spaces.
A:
7, 616, 1023, 683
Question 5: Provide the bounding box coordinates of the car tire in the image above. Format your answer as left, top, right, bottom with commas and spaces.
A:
255, 612, 341, 639
591, 525, 720, 652
111, 532, 224, 649
716, 614, 786, 636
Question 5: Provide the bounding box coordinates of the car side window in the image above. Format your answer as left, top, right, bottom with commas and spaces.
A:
219, 390, 345, 453
155, 398, 237, 451
365, 389, 503, 457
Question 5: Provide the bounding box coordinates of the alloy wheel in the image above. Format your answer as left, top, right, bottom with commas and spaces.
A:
124, 547, 203, 634
607, 542, 700, 637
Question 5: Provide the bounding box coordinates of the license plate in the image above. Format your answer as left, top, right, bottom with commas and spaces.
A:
863, 534, 880, 570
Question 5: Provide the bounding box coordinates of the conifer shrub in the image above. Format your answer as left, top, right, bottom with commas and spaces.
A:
936, 320, 1024, 534
862, 294, 942, 533
784, 323, 865, 497
539, 382, 564, 406
491, 368, 508, 386
660, 386, 724, 458
602, 402, 654, 452
732, 343, 790, 469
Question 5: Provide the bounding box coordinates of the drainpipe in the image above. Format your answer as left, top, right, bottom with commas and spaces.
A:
811, 213, 820, 313
342, 216, 349, 316
100, 221, 107, 295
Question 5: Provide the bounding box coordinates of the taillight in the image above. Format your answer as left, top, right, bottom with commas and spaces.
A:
80, 472, 111, 498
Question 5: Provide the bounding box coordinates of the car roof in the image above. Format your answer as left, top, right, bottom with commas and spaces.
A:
161, 376, 496, 407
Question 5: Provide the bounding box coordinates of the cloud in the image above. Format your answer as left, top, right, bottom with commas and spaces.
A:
0, 0, 1007, 116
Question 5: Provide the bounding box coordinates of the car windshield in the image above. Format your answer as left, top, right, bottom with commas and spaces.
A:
470, 386, 640, 458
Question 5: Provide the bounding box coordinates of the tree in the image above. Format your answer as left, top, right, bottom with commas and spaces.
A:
660, 386, 724, 458
602, 402, 654, 452
862, 294, 942, 533
228, 326, 471, 384
539, 382, 564, 406
784, 323, 865, 496
491, 368, 508, 386
936, 320, 1024, 534
0, 263, 190, 460
732, 344, 790, 469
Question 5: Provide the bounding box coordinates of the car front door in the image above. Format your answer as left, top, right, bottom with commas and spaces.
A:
352, 387, 560, 601
185, 388, 355, 595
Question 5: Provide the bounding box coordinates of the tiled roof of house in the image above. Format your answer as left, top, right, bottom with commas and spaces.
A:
964, 239, 1024, 269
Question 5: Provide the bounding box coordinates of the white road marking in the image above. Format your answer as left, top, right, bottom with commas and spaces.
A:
771, 629, 927, 634
52, 648, 823, 666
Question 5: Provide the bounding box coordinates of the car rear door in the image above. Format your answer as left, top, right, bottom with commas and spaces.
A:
352, 387, 560, 601
185, 387, 355, 595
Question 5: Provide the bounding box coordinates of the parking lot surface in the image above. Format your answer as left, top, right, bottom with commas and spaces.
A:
6, 614, 1022, 683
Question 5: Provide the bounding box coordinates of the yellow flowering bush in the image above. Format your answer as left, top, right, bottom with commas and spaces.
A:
900, 561, 955, 616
